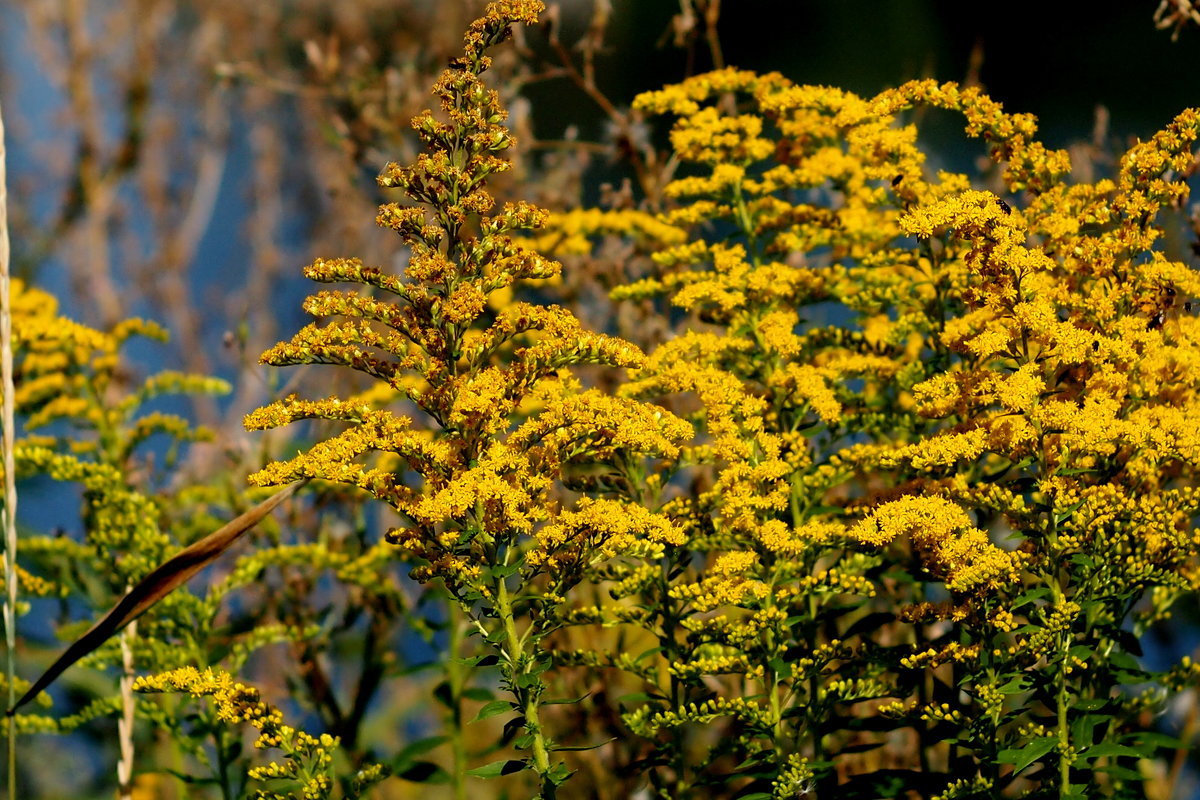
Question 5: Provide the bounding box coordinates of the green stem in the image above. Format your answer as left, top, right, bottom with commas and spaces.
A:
731, 180, 760, 261
805, 593, 825, 768
447, 601, 468, 800
659, 560, 687, 799
214, 726, 233, 800
1057, 632, 1071, 797
494, 572, 554, 799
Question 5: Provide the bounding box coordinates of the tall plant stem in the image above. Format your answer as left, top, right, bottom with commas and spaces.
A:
1057, 632, 1072, 797
493, 574, 554, 799
117, 618, 137, 799
447, 601, 468, 800
0, 94, 19, 800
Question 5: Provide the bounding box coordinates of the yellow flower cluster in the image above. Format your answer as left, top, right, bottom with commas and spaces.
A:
901, 642, 982, 670
529, 497, 683, 569
246, 0, 692, 609
135, 667, 347, 800
851, 495, 1022, 593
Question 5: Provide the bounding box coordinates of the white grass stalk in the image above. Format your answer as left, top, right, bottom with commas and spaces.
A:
117, 619, 136, 800
0, 94, 19, 800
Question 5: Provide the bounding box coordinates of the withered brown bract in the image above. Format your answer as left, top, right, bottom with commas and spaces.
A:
7, 480, 305, 716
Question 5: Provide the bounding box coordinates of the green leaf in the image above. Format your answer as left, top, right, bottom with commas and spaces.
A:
1133, 732, 1184, 750
393, 735, 449, 763
517, 671, 544, 689
162, 768, 219, 785
551, 737, 616, 752
634, 646, 664, 664
548, 762, 574, 786
488, 563, 520, 579
450, 655, 486, 667
616, 692, 666, 705
395, 762, 450, 784
1071, 713, 1102, 746
1094, 763, 1144, 781
997, 736, 1058, 774
467, 759, 526, 779
841, 611, 897, 639
543, 692, 592, 705
997, 677, 1028, 695
1079, 742, 1144, 761
462, 687, 496, 703
1053, 497, 1086, 522
1071, 698, 1108, 711
1069, 553, 1095, 569
472, 700, 516, 723
1012, 588, 1052, 608
1067, 645, 1094, 661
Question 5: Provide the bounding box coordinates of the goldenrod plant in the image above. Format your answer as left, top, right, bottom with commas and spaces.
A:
538, 68, 1200, 799
242, 3, 689, 797
0, 281, 394, 799
2, 2, 1200, 799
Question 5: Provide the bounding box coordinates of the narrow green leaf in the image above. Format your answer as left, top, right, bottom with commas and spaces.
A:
488, 563, 519, 579
1054, 500, 1086, 524
616, 692, 666, 705
472, 700, 516, 723
997, 736, 1058, 774
1134, 732, 1184, 750
1079, 742, 1144, 761
551, 737, 615, 752
393, 735, 449, 763
466, 759, 526, 779
395, 762, 450, 784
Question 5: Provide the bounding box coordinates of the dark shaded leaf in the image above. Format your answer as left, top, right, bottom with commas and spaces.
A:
396, 761, 450, 784
840, 770, 943, 798
997, 736, 1058, 774
467, 759, 526, 778
1079, 742, 1144, 761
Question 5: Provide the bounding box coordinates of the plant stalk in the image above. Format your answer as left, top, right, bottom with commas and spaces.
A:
494, 573, 554, 798
447, 600, 468, 800
0, 93, 19, 800
117, 618, 137, 800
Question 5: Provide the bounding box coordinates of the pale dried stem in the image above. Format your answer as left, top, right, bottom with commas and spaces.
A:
0, 92, 18, 800
116, 619, 137, 800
